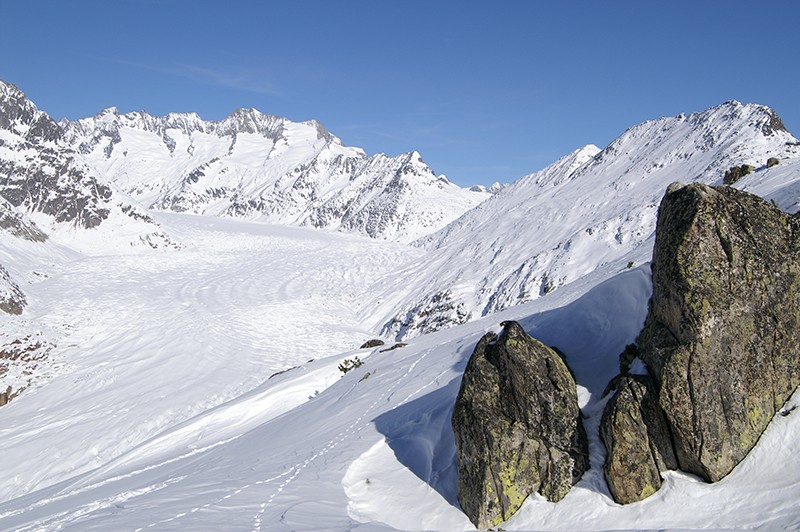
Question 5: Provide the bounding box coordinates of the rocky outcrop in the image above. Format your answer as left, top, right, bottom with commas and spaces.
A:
639, 182, 800, 482
452, 321, 588, 529
602, 181, 800, 504
0, 196, 47, 242
600, 375, 677, 503
0, 264, 26, 315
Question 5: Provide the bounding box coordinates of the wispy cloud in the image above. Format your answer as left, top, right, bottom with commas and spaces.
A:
109, 57, 281, 97
172, 64, 280, 96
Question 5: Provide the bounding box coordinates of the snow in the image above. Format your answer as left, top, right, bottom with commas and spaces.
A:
379, 102, 800, 340
1, 213, 799, 531
2, 92, 800, 530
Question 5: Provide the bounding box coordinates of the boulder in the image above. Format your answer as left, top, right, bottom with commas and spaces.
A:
452, 321, 588, 529
600, 375, 677, 503
638, 182, 800, 482
359, 339, 384, 349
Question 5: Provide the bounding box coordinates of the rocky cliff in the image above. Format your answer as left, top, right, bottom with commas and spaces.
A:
0, 81, 173, 250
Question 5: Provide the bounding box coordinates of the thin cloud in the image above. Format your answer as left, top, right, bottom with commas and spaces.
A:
175, 64, 280, 96
109, 57, 281, 97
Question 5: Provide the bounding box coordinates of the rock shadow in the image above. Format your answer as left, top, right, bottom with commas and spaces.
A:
373, 377, 463, 508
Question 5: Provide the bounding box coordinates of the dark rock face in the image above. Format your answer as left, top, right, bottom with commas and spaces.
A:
0, 197, 47, 242
600, 375, 677, 503
452, 320, 588, 529
359, 339, 385, 349
638, 182, 800, 482
0, 264, 26, 315
0, 82, 112, 229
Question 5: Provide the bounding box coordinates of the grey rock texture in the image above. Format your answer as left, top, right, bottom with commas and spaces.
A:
0, 82, 112, 228
638, 182, 800, 482
0, 196, 47, 242
452, 321, 588, 529
0, 264, 26, 315
600, 374, 677, 504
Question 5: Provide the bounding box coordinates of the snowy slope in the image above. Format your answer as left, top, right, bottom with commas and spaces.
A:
1, 99, 800, 531
1, 221, 799, 530
378, 101, 800, 339
62, 108, 489, 243
0, 82, 173, 252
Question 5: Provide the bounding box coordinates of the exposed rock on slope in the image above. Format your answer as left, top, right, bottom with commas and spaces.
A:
638, 182, 800, 482
602, 182, 800, 503
452, 321, 588, 529
0, 81, 173, 250
61, 107, 488, 243
0, 196, 47, 242
600, 374, 677, 504
0, 264, 26, 315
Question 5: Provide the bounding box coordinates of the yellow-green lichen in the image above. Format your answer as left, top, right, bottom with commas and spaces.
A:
497, 460, 528, 520
639, 482, 656, 500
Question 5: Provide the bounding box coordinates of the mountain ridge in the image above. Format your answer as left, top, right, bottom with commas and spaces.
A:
375, 100, 800, 339
60, 104, 489, 243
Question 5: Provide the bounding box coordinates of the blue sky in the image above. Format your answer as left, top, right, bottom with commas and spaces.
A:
2, 1, 798, 186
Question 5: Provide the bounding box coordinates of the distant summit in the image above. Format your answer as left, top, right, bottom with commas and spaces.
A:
60, 105, 489, 243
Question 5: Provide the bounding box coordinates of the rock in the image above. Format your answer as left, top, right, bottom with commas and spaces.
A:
767, 157, 780, 168
637, 182, 800, 482
359, 339, 384, 349
452, 321, 588, 529
378, 342, 407, 353
0, 386, 10, 407
723, 163, 754, 185
600, 375, 677, 504
0, 264, 26, 315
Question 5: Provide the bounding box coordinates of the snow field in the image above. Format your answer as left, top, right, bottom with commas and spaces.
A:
0, 213, 422, 504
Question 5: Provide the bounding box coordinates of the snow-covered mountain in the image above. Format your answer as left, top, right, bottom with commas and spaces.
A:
61, 107, 489, 243
2, 92, 800, 531
0, 82, 172, 252
376, 101, 800, 340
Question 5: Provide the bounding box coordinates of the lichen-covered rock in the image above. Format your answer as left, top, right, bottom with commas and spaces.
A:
638, 182, 800, 482
600, 375, 677, 504
452, 320, 588, 529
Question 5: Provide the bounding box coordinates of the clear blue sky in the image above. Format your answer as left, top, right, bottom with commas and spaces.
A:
2, 1, 798, 187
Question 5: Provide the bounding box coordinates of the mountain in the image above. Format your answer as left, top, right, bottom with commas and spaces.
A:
2, 92, 800, 531
61, 108, 489, 243
0, 82, 172, 252
375, 101, 800, 340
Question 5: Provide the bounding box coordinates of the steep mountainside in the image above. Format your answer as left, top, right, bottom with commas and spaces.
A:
62, 108, 489, 243
375, 101, 800, 339
0, 82, 172, 251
